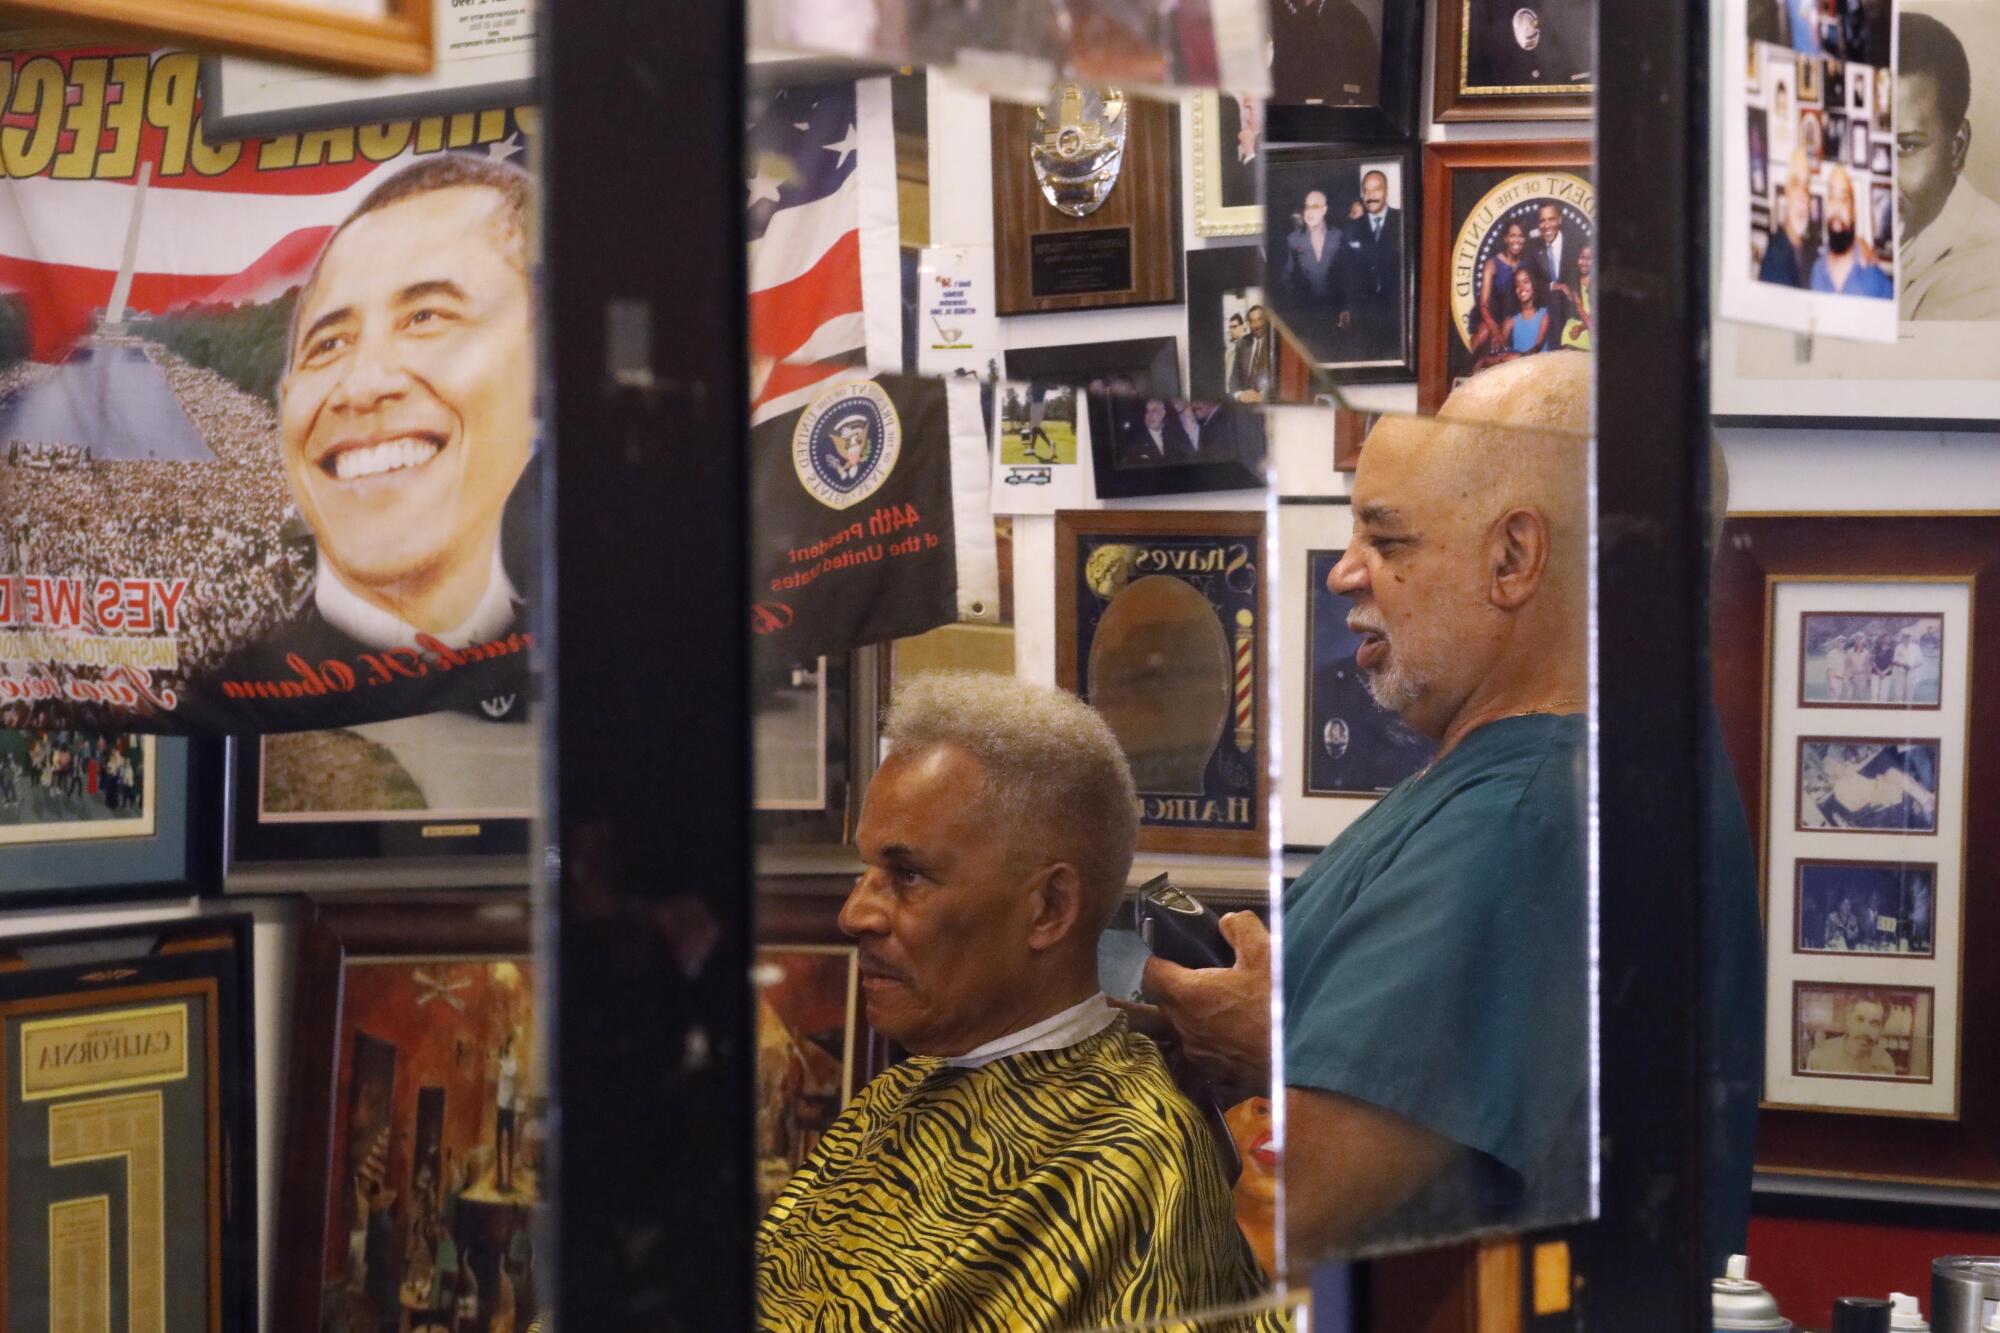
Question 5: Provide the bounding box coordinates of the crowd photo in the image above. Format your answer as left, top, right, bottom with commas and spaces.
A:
0, 728, 146, 830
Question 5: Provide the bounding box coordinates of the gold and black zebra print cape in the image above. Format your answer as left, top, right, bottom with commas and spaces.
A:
757, 1019, 1289, 1332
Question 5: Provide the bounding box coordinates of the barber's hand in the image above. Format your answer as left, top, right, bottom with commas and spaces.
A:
1115, 912, 1273, 1082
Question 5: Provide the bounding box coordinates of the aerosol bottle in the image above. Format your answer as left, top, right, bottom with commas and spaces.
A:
1833, 1296, 1894, 1333
1889, 1292, 1931, 1332
1714, 1254, 1792, 1332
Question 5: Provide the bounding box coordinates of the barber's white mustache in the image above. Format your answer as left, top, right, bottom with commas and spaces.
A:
1347, 615, 1388, 639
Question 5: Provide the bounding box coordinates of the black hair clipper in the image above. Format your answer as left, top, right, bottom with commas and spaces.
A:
1135, 873, 1234, 970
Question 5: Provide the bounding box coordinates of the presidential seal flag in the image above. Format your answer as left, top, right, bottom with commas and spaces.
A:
753, 372, 995, 660
0, 45, 538, 734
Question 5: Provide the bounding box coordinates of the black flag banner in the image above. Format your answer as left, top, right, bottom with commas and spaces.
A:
751, 372, 995, 660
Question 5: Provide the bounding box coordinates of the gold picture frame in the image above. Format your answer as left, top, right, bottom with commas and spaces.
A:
2, 0, 434, 75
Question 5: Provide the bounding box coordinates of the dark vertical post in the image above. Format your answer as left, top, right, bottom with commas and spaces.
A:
542, 1, 752, 1329
1592, 0, 1714, 1323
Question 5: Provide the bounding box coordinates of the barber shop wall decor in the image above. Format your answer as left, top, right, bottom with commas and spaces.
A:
1433, 0, 1595, 121
1714, 515, 2000, 1186
0, 732, 213, 905
0, 914, 257, 1332
1056, 510, 1267, 857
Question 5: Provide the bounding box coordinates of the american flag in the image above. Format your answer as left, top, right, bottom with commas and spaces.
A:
746, 79, 899, 426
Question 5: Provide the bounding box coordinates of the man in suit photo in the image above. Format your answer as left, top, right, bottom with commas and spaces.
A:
1336, 169, 1404, 363
1525, 202, 1583, 326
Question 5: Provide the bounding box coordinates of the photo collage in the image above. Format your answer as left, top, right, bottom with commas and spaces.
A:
1763, 583, 1971, 1116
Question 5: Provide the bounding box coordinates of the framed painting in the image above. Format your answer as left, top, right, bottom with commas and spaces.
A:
1714, 515, 2000, 1182
222, 711, 533, 892
1419, 141, 1595, 412
1265, 0, 1423, 139
0, 914, 256, 1332
1, 733, 214, 906
1276, 500, 1436, 850
4, 0, 433, 74
1265, 144, 1421, 383
273, 898, 544, 1333
1192, 92, 1262, 238
203, 0, 533, 139
1433, 0, 1593, 121
1055, 509, 1268, 858
1086, 392, 1268, 499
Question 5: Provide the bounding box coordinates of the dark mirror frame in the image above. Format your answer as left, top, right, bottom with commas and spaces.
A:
543, 0, 1720, 1327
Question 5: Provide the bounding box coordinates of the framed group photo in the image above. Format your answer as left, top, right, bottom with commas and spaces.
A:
0, 732, 213, 907
1277, 499, 1436, 850
1265, 145, 1420, 382
1420, 140, 1595, 411
1055, 510, 1268, 857
1714, 515, 2000, 1183
1085, 392, 1269, 498
223, 710, 534, 891
1433, 0, 1594, 121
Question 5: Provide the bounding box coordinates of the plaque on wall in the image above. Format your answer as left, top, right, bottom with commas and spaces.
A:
0, 915, 257, 1332
992, 89, 1182, 316
1056, 510, 1267, 857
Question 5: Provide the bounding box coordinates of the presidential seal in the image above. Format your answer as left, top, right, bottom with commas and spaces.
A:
792, 379, 900, 510
1447, 170, 1594, 352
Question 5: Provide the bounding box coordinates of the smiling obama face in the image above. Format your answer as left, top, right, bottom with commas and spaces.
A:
281, 180, 533, 631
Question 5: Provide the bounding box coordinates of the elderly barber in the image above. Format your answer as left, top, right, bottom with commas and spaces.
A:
757, 673, 1285, 1332
1146, 353, 1598, 1257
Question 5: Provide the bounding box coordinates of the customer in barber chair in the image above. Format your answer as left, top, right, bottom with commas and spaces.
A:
757, 673, 1286, 1333
1131, 352, 1760, 1271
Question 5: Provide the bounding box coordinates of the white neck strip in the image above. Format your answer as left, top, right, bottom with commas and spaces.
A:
944, 992, 1116, 1069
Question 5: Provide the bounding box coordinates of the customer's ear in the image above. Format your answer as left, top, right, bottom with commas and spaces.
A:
1025, 862, 1086, 952
1490, 506, 1550, 610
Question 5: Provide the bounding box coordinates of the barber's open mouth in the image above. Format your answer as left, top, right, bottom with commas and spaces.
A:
318, 431, 447, 482
1350, 620, 1390, 670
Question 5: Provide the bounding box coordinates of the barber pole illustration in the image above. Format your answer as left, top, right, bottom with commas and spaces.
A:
1233, 608, 1255, 752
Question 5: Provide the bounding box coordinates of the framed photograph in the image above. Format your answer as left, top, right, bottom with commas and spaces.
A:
1265, 0, 1423, 138
754, 945, 858, 1214
1086, 393, 1268, 499
1192, 92, 1263, 238
991, 381, 1090, 515
274, 898, 544, 1333
1714, 1, 2000, 426
1277, 500, 1437, 849
0, 914, 256, 1332
6, 0, 432, 75
204, 0, 533, 139
1332, 406, 1381, 472
1433, 0, 1593, 121
1795, 860, 1937, 957
1003, 337, 1181, 398
1714, 516, 1999, 1156
1265, 145, 1421, 382
1, 733, 214, 905
1055, 510, 1267, 857
1792, 983, 1936, 1084
1798, 612, 1944, 709
223, 711, 532, 892
1420, 141, 1595, 411
1187, 245, 1275, 405
1795, 738, 1941, 835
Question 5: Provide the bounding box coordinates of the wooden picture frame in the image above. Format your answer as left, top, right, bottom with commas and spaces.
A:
1086, 392, 1268, 500
222, 720, 532, 894
5, 0, 434, 75
273, 897, 544, 1333
1056, 509, 1268, 858
1419, 140, 1595, 412
1265, 0, 1425, 140
1714, 514, 2000, 1183
1, 734, 217, 908
0, 914, 256, 1332
1432, 0, 1593, 122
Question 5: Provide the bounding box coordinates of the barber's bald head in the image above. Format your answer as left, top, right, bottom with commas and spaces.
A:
1328, 353, 1591, 743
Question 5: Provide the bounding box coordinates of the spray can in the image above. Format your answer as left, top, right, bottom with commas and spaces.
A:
1833, 1297, 1893, 1333
1714, 1255, 1792, 1332
1890, 1292, 1931, 1332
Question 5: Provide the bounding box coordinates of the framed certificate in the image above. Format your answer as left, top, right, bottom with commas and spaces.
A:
0, 915, 256, 1332
203, 0, 534, 139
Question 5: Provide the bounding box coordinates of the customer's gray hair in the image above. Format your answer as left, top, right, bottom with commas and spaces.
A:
882, 672, 1138, 925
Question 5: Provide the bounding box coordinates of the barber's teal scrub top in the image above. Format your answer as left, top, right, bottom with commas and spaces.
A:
1283, 713, 1590, 1241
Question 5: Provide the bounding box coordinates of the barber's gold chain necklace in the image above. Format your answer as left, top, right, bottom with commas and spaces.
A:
1410, 698, 1586, 784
